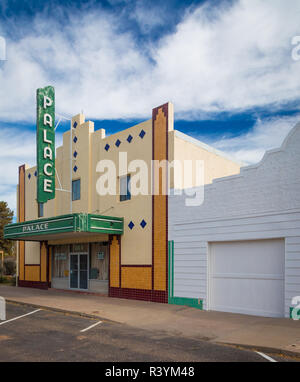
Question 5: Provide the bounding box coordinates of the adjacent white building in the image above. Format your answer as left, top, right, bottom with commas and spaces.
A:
169, 122, 300, 318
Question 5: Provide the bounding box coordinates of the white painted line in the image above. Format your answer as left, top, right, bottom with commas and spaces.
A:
255, 351, 277, 362
0, 309, 42, 326
80, 321, 102, 333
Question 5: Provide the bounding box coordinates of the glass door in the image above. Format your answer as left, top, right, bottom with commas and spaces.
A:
70, 254, 79, 289
79, 254, 88, 289
70, 253, 88, 290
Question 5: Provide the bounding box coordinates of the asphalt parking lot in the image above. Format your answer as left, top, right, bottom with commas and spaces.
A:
0, 302, 296, 362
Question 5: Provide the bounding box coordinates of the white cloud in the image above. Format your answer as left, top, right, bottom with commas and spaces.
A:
129, 1, 170, 34
0, 126, 63, 213
0, 0, 299, 122
0, 127, 35, 213
151, 0, 300, 115
206, 114, 300, 165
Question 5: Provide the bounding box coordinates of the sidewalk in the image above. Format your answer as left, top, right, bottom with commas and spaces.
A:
0, 285, 299, 357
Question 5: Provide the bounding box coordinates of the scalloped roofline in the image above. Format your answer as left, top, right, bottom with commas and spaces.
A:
212, 121, 300, 185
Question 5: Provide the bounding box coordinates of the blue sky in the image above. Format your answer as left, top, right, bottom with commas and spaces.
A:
0, 0, 300, 213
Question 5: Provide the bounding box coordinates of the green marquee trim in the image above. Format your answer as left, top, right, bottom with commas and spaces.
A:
4, 213, 124, 240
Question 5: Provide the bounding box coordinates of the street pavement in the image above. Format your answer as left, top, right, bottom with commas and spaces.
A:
0, 285, 299, 359
0, 303, 294, 362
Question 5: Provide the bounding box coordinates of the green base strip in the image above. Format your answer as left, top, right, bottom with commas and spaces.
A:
168, 297, 203, 310
168, 240, 203, 310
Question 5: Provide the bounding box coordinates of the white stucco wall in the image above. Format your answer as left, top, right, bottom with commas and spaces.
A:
169, 122, 300, 318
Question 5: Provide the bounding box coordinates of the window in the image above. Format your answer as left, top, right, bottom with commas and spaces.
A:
90, 243, 109, 280
120, 174, 131, 202
38, 202, 44, 218
53, 245, 69, 278
72, 179, 81, 201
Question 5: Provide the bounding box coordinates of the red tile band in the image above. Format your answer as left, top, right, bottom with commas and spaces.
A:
109, 287, 168, 303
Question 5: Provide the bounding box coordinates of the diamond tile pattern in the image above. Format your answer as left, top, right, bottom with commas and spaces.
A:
73, 165, 78, 173
127, 135, 133, 143
139, 129, 146, 139
115, 139, 121, 147
73, 151, 78, 158
105, 144, 110, 151
73, 121, 78, 129
73, 136, 78, 143
128, 221, 134, 230
140, 219, 147, 229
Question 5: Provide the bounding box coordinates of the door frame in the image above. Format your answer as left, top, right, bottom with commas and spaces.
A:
69, 252, 89, 291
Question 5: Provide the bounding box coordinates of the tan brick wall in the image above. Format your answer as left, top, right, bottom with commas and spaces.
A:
121, 267, 152, 290
109, 236, 120, 288
24, 266, 40, 282
152, 105, 168, 292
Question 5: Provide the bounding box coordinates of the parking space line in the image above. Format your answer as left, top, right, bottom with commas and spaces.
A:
80, 321, 102, 333
255, 351, 277, 362
0, 309, 42, 326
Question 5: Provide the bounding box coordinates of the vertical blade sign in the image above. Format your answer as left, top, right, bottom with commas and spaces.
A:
37, 86, 55, 203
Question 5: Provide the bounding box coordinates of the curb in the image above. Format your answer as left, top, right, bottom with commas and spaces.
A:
217, 341, 300, 360
5, 299, 300, 360
6, 299, 117, 324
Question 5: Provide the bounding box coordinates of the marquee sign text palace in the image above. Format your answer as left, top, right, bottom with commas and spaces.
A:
36, 86, 55, 203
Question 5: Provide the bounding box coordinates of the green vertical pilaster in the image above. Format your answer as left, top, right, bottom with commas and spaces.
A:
168, 240, 174, 300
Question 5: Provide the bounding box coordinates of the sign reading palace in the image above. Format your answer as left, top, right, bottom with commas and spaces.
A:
37, 86, 55, 203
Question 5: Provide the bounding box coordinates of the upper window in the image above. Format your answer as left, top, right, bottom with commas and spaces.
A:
72, 179, 81, 201
120, 174, 131, 202
38, 202, 44, 218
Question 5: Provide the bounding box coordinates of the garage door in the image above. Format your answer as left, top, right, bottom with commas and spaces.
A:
209, 239, 285, 318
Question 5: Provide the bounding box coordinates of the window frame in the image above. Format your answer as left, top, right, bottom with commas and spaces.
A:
119, 174, 131, 202
72, 179, 81, 201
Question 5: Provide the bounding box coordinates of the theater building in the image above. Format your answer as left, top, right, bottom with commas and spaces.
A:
4, 102, 241, 304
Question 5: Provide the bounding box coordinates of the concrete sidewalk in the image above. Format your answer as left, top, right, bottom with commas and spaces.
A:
0, 285, 299, 357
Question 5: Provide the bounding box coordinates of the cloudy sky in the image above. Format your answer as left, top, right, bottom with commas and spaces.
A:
0, 0, 300, 213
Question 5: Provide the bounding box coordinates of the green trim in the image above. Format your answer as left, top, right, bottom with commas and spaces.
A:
168, 240, 203, 310
172, 240, 174, 297
168, 241, 171, 297
290, 306, 300, 320
4, 213, 124, 240
168, 240, 174, 298
168, 297, 203, 310
88, 214, 124, 234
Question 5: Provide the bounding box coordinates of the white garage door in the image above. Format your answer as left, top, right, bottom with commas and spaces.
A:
209, 239, 285, 318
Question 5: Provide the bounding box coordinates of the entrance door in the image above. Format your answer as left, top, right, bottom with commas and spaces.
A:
70, 253, 88, 290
